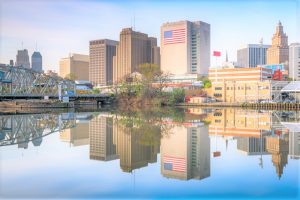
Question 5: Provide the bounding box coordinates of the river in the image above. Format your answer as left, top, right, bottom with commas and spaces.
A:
0, 107, 299, 199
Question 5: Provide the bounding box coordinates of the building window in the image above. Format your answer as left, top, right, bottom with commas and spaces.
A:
214, 93, 222, 97
215, 87, 222, 90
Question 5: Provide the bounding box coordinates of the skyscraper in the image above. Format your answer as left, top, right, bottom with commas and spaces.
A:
237, 44, 271, 68
289, 43, 300, 81
31, 51, 43, 73
112, 28, 160, 83
16, 49, 30, 68
266, 21, 289, 70
160, 20, 210, 76
89, 39, 118, 86
59, 53, 89, 81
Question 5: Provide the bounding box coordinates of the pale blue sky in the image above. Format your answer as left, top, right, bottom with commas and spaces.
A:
0, 0, 299, 72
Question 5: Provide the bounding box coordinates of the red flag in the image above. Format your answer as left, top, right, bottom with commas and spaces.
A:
213, 151, 221, 157
213, 51, 221, 57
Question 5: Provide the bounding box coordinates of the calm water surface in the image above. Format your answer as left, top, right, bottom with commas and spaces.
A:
0, 108, 299, 199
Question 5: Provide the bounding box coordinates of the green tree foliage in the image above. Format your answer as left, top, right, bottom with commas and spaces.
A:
198, 76, 212, 88
64, 73, 77, 81
137, 63, 160, 82
166, 88, 185, 105
92, 88, 101, 94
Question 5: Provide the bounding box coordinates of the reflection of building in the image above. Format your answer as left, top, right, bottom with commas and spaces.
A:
237, 44, 271, 68
161, 125, 210, 180
89, 116, 118, 161
237, 137, 268, 155
289, 132, 300, 159
207, 109, 272, 138
59, 53, 89, 81
112, 119, 160, 172
60, 119, 90, 147
89, 39, 118, 86
161, 20, 210, 76
266, 136, 289, 178
266, 21, 289, 70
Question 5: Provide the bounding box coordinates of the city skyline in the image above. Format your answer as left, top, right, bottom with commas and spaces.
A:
0, 0, 299, 72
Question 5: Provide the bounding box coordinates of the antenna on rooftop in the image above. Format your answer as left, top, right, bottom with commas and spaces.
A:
133, 13, 136, 30
259, 37, 263, 66
35, 42, 38, 51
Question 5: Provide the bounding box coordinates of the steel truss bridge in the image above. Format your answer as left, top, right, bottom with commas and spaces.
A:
0, 65, 75, 97
0, 113, 78, 147
0, 65, 112, 103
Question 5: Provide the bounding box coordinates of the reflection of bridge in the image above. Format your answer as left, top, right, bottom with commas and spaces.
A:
0, 113, 77, 147
0, 65, 112, 103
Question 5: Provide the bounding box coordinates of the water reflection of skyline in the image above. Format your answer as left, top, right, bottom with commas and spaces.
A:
1, 108, 299, 180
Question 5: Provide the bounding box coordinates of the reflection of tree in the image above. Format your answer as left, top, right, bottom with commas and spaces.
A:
113, 107, 186, 143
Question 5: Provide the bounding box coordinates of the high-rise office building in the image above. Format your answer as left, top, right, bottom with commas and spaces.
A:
161, 124, 210, 180
266, 21, 289, 70
237, 44, 271, 68
160, 20, 210, 76
289, 43, 300, 81
16, 49, 30, 68
59, 53, 89, 81
31, 51, 43, 73
89, 39, 118, 86
9, 60, 14, 66
148, 37, 161, 66
113, 28, 160, 83
89, 116, 118, 161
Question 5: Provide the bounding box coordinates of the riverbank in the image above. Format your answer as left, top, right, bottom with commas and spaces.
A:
0, 100, 74, 109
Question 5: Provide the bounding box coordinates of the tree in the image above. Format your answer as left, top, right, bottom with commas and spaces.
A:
92, 88, 101, 94
166, 88, 185, 105
198, 76, 212, 88
64, 73, 77, 81
137, 63, 160, 82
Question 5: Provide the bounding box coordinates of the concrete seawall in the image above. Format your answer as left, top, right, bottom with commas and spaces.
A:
178, 102, 300, 110
0, 100, 74, 109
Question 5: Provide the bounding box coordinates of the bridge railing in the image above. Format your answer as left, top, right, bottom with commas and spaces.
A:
0, 65, 75, 96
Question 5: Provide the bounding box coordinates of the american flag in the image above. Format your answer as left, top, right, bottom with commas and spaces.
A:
163, 156, 186, 172
164, 28, 186, 45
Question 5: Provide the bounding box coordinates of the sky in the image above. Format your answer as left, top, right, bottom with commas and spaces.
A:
0, 0, 299, 72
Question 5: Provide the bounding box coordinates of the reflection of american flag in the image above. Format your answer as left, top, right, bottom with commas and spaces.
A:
164, 29, 186, 45
163, 156, 186, 172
